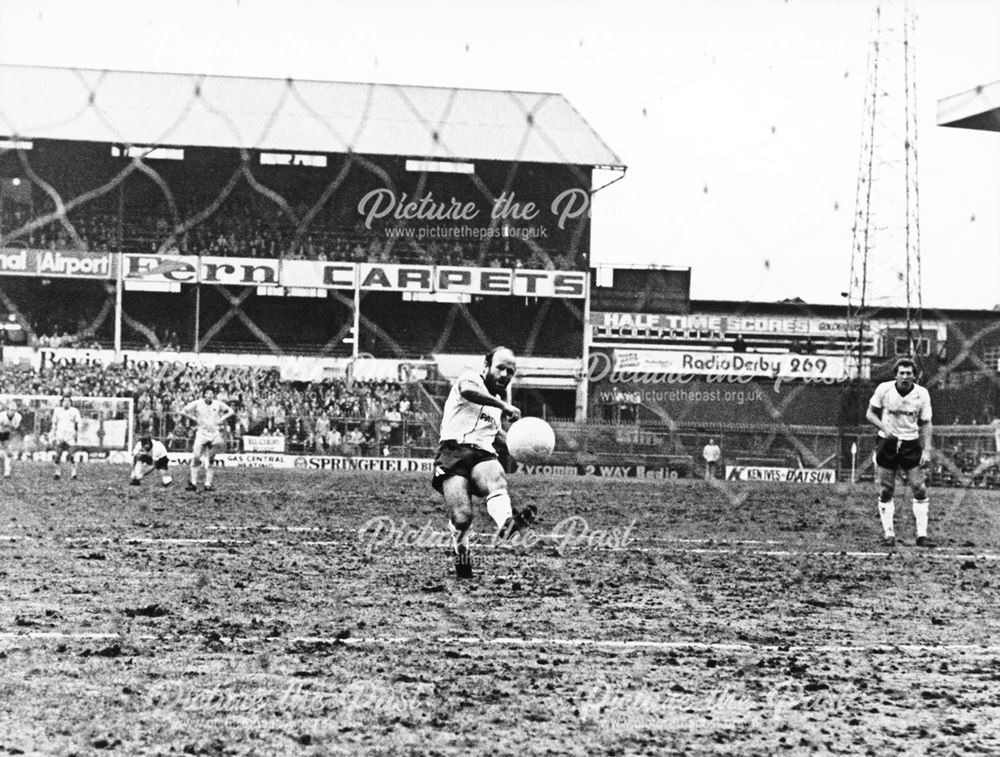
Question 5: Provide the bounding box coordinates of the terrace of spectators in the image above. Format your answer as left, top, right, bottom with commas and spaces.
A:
1, 137, 594, 270
1, 361, 432, 457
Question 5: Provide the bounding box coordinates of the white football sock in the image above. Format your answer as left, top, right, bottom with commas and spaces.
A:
912, 499, 929, 538
878, 499, 895, 538
190, 467, 198, 485
204, 465, 214, 487
486, 491, 513, 529
3, 456, 10, 476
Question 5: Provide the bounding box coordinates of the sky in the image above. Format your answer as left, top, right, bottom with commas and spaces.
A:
0, 0, 998, 310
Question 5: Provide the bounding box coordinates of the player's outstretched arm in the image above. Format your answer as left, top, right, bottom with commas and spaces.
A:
458, 381, 520, 420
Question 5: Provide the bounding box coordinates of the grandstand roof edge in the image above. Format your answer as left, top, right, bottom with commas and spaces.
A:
0, 62, 626, 168
557, 92, 624, 168
936, 79, 1000, 132
0, 61, 577, 99
592, 264, 690, 271
689, 299, 1000, 319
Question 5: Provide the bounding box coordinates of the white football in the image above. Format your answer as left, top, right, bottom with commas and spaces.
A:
505, 417, 556, 463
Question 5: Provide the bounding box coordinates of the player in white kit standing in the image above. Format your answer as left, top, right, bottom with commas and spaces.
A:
51, 395, 83, 480
0, 402, 23, 479
866, 357, 934, 547
181, 386, 234, 492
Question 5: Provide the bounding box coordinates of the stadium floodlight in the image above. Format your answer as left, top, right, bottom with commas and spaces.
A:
403, 291, 472, 304
0, 139, 33, 150
257, 285, 326, 298
405, 159, 475, 174
124, 281, 181, 293
260, 152, 327, 167
111, 145, 184, 160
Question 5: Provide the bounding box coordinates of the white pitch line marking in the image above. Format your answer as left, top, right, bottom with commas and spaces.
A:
3, 631, 1000, 656
0, 632, 150, 641
201, 525, 784, 546
203, 525, 326, 533
60, 537, 258, 546
5, 534, 1000, 561
675, 547, 1000, 561
17, 524, 792, 546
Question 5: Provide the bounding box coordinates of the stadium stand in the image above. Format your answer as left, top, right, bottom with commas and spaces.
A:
2, 65, 998, 485
2, 139, 588, 270
0, 362, 431, 456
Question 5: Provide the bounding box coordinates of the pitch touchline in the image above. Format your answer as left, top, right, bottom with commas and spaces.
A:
675, 547, 1000, 560
199, 526, 786, 546
47, 529, 785, 546
5, 534, 1000, 561
30, 535, 1000, 561
3, 631, 1000, 656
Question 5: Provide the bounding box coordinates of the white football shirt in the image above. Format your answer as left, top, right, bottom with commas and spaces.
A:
439, 370, 504, 452
133, 439, 168, 460
51, 406, 82, 443
869, 381, 932, 441
0, 411, 22, 434
182, 398, 233, 437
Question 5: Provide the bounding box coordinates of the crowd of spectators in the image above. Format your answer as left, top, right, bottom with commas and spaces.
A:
131, 210, 579, 270
933, 435, 1000, 489
2, 189, 585, 270
0, 362, 432, 456
0, 305, 109, 350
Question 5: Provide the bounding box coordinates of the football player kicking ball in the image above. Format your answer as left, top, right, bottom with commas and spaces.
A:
432, 347, 536, 579
0, 402, 23, 479
130, 436, 173, 487
51, 395, 82, 480
181, 386, 234, 492
866, 357, 934, 548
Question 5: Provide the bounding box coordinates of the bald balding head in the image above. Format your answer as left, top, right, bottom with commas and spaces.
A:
484, 347, 517, 395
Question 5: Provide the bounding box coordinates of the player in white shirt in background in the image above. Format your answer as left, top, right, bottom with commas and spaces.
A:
51, 395, 83, 480
0, 402, 23, 479
130, 436, 173, 487
181, 385, 234, 492
866, 357, 934, 548
432, 346, 534, 579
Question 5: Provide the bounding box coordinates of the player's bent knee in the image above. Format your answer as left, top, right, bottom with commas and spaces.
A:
913, 483, 927, 500
483, 477, 508, 497
447, 492, 474, 530
442, 475, 472, 507
451, 508, 473, 531
471, 460, 508, 497
879, 485, 895, 501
